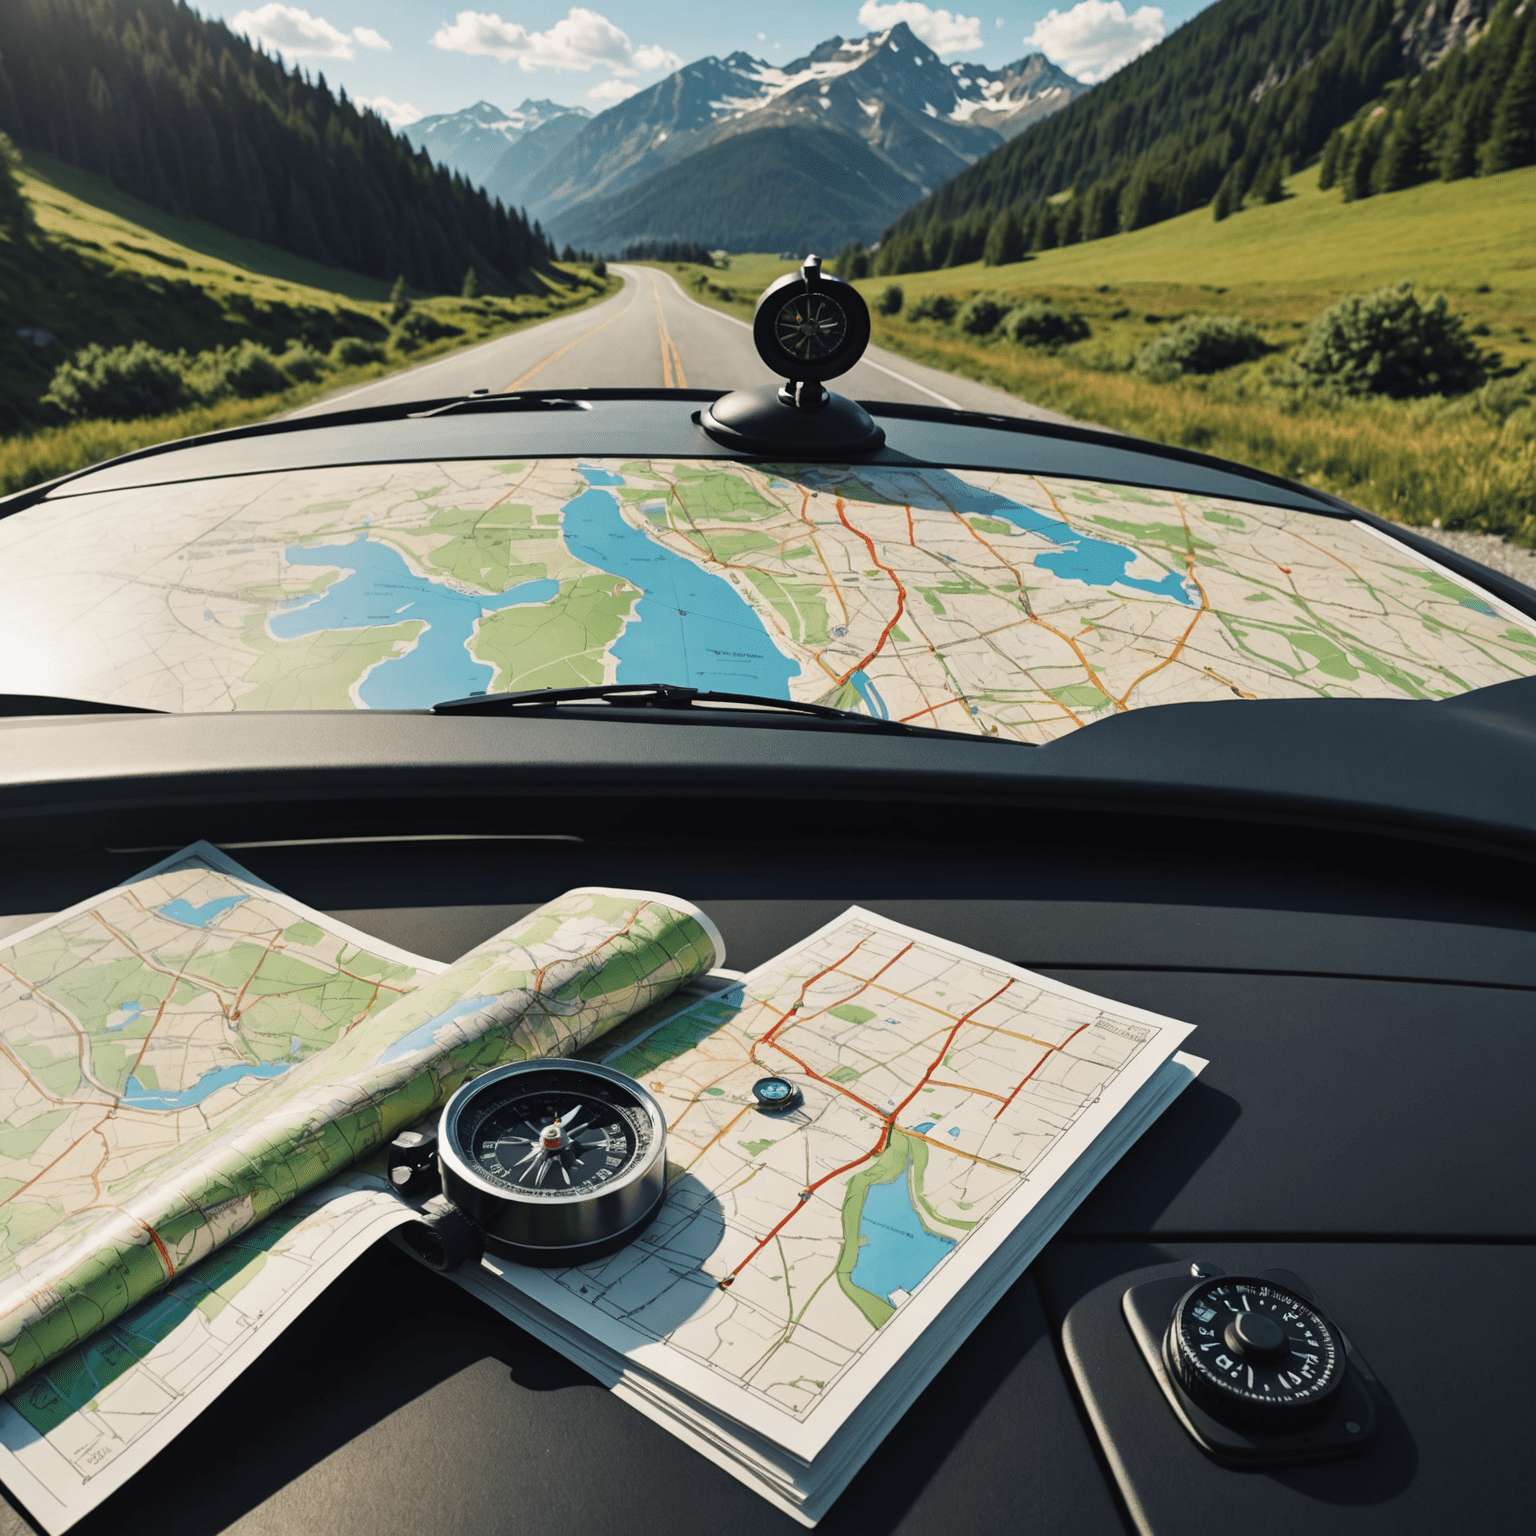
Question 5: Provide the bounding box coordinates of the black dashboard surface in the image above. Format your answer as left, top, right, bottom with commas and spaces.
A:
0, 810, 1530, 1536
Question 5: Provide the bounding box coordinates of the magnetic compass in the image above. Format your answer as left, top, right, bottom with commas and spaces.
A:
436, 1060, 667, 1265
1164, 1275, 1345, 1427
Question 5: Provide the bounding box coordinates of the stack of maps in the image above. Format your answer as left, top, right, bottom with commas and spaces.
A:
0, 847, 1202, 1531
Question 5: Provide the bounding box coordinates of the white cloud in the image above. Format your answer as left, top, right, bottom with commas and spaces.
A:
588, 78, 640, 101
358, 94, 422, 126
352, 26, 391, 51
857, 3, 983, 55
432, 7, 676, 75
1026, 2, 1164, 83
233, 5, 354, 59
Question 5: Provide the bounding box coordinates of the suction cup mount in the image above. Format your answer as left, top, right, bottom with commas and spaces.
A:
700, 255, 885, 457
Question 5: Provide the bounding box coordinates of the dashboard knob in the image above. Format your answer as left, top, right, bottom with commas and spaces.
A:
1164, 1275, 1346, 1428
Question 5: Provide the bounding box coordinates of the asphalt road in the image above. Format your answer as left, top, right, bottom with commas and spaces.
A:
290, 264, 1078, 424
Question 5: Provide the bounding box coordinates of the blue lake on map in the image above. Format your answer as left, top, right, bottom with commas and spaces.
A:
560, 473, 800, 698
850, 1172, 956, 1304
272, 536, 558, 708
380, 994, 499, 1064
104, 1001, 143, 1032
158, 895, 247, 927
848, 669, 889, 719
122, 1060, 290, 1110
939, 477, 1193, 605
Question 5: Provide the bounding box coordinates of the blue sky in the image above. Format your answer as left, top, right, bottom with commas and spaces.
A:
201, 3, 1216, 122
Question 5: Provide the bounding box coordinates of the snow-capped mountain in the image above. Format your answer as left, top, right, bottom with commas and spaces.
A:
403, 99, 590, 188
524, 22, 1086, 250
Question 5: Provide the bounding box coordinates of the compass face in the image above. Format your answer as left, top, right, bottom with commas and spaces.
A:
466, 1086, 645, 1198
450, 1066, 656, 1202
772, 292, 848, 363
1167, 1276, 1345, 1426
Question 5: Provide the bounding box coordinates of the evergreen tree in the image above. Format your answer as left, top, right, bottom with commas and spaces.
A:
0, 131, 32, 238
1317, 127, 1344, 189
1252, 154, 1285, 203
1212, 163, 1243, 220
461, 268, 481, 299
1479, 22, 1536, 174
982, 207, 1024, 266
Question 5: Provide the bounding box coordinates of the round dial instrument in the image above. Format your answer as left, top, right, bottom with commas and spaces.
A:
438, 1060, 667, 1265
772, 292, 848, 363
750, 258, 871, 383
1164, 1275, 1346, 1427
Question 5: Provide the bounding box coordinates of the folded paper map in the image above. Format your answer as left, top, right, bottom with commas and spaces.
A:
0, 844, 719, 1395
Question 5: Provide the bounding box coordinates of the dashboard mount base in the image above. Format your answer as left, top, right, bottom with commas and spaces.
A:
698, 387, 885, 457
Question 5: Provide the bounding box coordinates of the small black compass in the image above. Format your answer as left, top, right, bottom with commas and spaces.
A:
752, 1076, 802, 1112
1164, 1275, 1345, 1427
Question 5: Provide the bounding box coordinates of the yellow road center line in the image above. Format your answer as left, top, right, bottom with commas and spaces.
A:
501, 284, 640, 392
654, 277, 688, 389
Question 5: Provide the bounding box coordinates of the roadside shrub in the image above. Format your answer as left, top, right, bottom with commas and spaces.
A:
189, 341, 288, 400
591, 257, 608, 279
957, 293, 1012, 336
1135, 314, 1268, 377
1004, 304, 1090, 347
1438, 361, 1536, 423
877, 284, 904, 316
908, 293, 957, 323
277, 343, 327, 383
331, 336, 386, 366
393, 309, 464, 352
1292, 282, 1488, 398
43, 342, 189, 420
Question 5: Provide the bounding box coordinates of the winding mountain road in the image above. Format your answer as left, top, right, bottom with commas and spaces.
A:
290, 265, 1076, 424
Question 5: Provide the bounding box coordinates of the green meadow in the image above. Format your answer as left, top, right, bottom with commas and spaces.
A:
0, 153, 616, 495
653, 165, 1536, 544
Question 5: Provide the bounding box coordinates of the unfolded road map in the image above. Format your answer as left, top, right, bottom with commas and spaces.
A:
2, 460, 1533, 739
0, 845, 719, 1397
497, 907, 1197, 1464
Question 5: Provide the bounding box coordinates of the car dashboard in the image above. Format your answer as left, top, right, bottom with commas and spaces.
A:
0, 391, 1532, 1535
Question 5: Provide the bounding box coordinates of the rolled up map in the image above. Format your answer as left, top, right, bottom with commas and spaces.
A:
0, 851, 721, 1391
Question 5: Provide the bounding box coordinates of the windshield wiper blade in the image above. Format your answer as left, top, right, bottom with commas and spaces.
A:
430, 682, 1003, 743
0, 693, 164, 718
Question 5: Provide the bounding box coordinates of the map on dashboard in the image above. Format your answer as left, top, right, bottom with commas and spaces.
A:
2, 460, 1533, 741
489, 907, 1198, 1465
0, 845, 720, 1399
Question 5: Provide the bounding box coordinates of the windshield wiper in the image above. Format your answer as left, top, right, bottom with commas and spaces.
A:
0, 693, 164, 718
430, 682, 1004, 743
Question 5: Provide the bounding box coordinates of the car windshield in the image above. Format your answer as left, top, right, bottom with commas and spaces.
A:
2, 456, 1531, 738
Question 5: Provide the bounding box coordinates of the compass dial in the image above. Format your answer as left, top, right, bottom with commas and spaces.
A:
1165, 1276, 1345, 1427
468, 1087, 643, 1197
438, 1061, 667, 1263
772, 292, 848, 363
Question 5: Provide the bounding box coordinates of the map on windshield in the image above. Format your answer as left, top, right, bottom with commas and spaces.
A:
3, 460, 1533, 738
469, 907, 1200, 1486
0, 845, 721, 1404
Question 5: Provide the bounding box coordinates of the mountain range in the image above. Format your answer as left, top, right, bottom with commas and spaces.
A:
403, 99, 589, 195
410, 22, 1086, 254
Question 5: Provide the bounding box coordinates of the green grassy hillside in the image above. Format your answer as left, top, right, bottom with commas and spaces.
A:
655, 166, 1536, 544
0, 152, 615, 492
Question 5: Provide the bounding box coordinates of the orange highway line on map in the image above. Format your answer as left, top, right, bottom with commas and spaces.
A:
834, 498, 907, 684
799, 490, 851, 628
992, 1019, 1094, 1120
926, 1077, 1009, 1102
1113, 494, 1211, 708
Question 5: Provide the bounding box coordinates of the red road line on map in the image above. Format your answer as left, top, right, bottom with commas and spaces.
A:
834, 498, 907, 684
143, 1223, 175, 1279
728, 964, 1010, 1284
992, 1021, 1093, 1120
